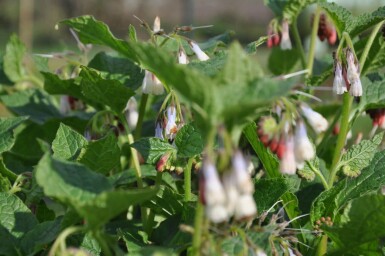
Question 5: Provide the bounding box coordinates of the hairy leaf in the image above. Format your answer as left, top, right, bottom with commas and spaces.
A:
175, 124, 203, 158
0, 116, 29, 154
3, 34, 26, 82
253, 178, 290, 212
52, 123, 88, 160
131, 138, 176, 164
359, 76, 385, 110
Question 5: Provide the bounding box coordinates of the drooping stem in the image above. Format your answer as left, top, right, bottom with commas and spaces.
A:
307, 161, 329, 190
184, 157, 194, 202
307, 5, 321, 76
48, 226, 85, 256
134, 93, 149, 140
291, 20, 306, 69
191, 201, 204, 256
359, 21, 385, 73
328, 93, 352, 188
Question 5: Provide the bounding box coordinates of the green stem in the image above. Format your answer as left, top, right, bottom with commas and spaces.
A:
315, 235, 328, 256
145, 171, 162, 236
307, 161, 329, 190
328, 93, 352, 188
359, 21, 385, 74
191, 201, 204, 256
291, 20, 306, 69
0, 159, 17, 182
184, 157, 194, 202
307, 5, 321, 76
134, 94, 149, 140
93, 230, 113, 256
49, 226, 84, 256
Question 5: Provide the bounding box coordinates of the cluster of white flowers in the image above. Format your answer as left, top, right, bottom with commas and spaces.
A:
155, 105, 180, 141
202, 151, 257, 223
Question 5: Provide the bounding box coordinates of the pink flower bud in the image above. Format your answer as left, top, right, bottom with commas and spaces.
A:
279, 135, 297, 175
156, 153, 170, 172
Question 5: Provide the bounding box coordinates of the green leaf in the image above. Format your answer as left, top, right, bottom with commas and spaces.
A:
338, 132, 383, 176
187, 51, 228, 77
128, 24, 137, 42
36, 154, 157, 227
0, 172, 11, 192
52, 123, 88, 160
0, 192, 38, 255
20, 218, 62, 255
42, 72, 84, 100
306, 65, 333, 86
142, 185, 184, 216
359, 76, 385, 111
0, 89, 62, 124
131, 138, 176, 165
3, 34, 26, 82
175, 124, 203, 158
0, 116, 28, 154
60, 16, 138, 61
253, 178, 290, 212
311, 149, 385, 223
88, 52, 144, 90
268, 48, 299, 75
79, 66, 135, 113
78, 133, 121, 174
323, 194, 385, 250
282, 0, 318, 23
361, 34, 385, 75
67, 232, 101, 256
346, 6, 385, 38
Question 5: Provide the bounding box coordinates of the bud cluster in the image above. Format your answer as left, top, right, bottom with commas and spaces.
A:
367, 109, 385, 129
314, 216, 333, 233
267, 20, 292, 50
333, 48, 363, 97
258, 104, 328, 175
316, 13, 337, 45
200, 151, 257, 223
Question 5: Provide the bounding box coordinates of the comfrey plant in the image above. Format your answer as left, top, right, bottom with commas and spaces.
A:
1, 1, 385, 256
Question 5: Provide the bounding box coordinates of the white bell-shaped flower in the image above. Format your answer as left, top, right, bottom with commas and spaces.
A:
189, 41, 210, 61
333, 61, 347, 95
294, 121, 315, 164
142, 70, 164, 95
300, 105, 328, 133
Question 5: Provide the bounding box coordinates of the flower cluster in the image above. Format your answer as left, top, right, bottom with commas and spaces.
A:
60, 95, 84, 114
201, 152, 257, 223
333, 48, 363, 97
267, 20, 292, 50
317, 13, 337, 45
258, 104, 328, 175
155, 104, 182, 142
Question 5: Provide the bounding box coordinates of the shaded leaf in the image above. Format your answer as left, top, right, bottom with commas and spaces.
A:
175, 124, 203, 158
131, 138, 176, 165
0, 116, 29, 154
3, 34, 26, 82
52, 123, 88, 160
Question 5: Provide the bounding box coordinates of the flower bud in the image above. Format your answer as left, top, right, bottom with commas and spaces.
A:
346, 49, 362, 97
153, 16, 161, 33
156, 153, 170, 172
155, 121, 164, 139
165, 105, 178, 140
294, 121, 315, 163
232, 151, 254, 194
279, 135, 297, 175
189, 41, 210, 61
333, 61, 347, 95
124, 97, 139, 130
280, 20, 292, 50
300, 105, 328, 133
142, 70, 164, 95
178, 47, 189, 64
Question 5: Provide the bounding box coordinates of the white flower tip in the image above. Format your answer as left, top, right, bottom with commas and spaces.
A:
206, 204, 228, 223
189, 41, 210, 61
234, 194, 257, 220
153, 16, 161, 33
178, 48, 189, 64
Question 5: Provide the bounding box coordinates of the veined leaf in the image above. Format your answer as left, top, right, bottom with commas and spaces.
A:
268, 48, 299, 75
319, 2, 352, 36
131, 138, 176, 165
337, 132, 383, 176
311, 149, 385, 223
52, 123, 87, 160
361, 33, 385, 75
0, 116, 29, 154
253, 178, 290, 212
3, 34, 26, 82
175, 124, 203, 158
42, 72, 84, 100
359, 76, 385, 111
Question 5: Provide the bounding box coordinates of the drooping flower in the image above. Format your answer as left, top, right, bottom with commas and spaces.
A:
279, 134, 297, 175
232, 151, 254, 194
280, 20, 292, 50
189, 41, 210, 61
346, 49, 362, 97
300, 105, 328, 133
317, 13, 337, 45
153, 16, 161, 34
155, 121, 164, 139
267, 24, 280, 48
333, 61, 347, 95
142, 70, 164, 95
165, 105, 178, 140
234, 194, 257, 220
178, 47, 189, 64
294, 121, 315, 165
124, 97, 139, 130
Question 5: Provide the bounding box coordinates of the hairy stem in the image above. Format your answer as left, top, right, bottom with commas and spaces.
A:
134, 93, 149, 140
191, 201, 204, 256
307, 5, 321, 76
307, 161, 329, 190
359, 21, 385, 73
291, 20, 306, 69
49, 226, 84, 256
328, 93, 352, 188
184, 157, 194, 202
93, 230, 113, 256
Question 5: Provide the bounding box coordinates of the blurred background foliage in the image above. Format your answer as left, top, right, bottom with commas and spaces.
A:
0, 0, 384, 52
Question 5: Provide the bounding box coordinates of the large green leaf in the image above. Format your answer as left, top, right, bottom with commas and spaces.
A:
359, 76, 385, 111
323, 195, 385, 252
0, 89, 62, 124
361, 34, 385, 75
268, 48, 299, 75
88, 52, 144, 90
0, 116, 29, 154
0, 192, 38, 255
337, 132, 383, 176
3, 34, 26, 82
42, 72, 84, 100
253, 178, 290, 212
175, 124, 203, 158
131, 138, 176, 165
79, 66, 135, 113
78, 133, 121, 174
36, 154, 157, 228
311, 149, 385, 223
52, 123, 88, 160
264, 0, 318, 23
